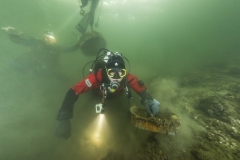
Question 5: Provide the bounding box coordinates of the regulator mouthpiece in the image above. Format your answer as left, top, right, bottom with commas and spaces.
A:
108, 81, 120, 93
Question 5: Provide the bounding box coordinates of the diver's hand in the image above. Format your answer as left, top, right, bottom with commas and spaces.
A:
55, 119, 71, 139
1, 26, 15, 31
143, 99, 160, 116
1, 26, 22, 35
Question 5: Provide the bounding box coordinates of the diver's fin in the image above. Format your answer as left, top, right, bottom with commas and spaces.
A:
75, 12, 90, 34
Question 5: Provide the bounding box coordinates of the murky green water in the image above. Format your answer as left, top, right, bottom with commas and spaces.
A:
0, 0, 239, 159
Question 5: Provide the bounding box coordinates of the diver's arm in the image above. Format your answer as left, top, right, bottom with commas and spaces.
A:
55, 73, 100, 139
2, 27, 43, 47
56, 88, 79, 120
40, 43, 79, 53
58, 43, 79, 53
127, 74, 147, 95
55, 88, 79, 139
56, 72, 100, 120
127, 74, 160, 115
8, 33, 42, 48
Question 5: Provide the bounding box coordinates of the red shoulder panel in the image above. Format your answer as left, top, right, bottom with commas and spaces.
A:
72, 70, 103, 95
127, 74, 147, 94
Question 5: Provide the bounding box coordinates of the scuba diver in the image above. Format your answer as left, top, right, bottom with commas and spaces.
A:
2, 25, 106, 56
1, 26, 82, 53
1, 26, 69, 78
55, 48, 160, 139
2, 26, 106, 78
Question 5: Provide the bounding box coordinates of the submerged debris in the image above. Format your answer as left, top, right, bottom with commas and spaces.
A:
130, 106, 181, 134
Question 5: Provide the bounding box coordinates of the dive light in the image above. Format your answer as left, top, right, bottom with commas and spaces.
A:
95, 103, 105, 114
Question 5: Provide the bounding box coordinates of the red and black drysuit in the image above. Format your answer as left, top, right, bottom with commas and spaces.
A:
56, 69, 151, 120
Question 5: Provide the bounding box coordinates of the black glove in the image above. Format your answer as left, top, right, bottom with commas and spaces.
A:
55, 119, 71, 139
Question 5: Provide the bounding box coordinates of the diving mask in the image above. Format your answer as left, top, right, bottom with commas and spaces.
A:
107, 68, 126, 79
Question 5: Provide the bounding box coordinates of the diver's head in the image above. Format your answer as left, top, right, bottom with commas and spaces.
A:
105, 52, 127, 92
